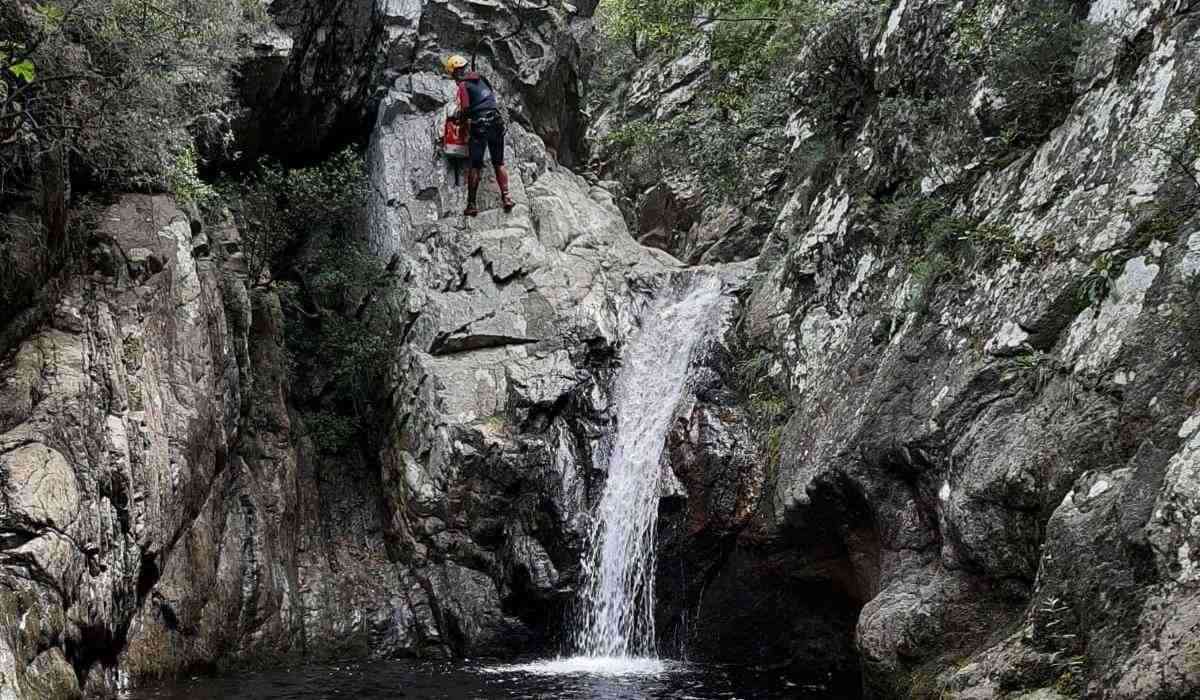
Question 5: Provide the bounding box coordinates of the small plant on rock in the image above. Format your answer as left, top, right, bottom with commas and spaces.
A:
903, 253, 948, 314
167, 145, 218, 208
1076, 252, 1117, 311
1003, 349, 1058, 395
730, 341, 791, 490
883, 191, 1043, 317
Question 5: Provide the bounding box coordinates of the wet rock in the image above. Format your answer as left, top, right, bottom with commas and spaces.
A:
587, 0, 1200, 696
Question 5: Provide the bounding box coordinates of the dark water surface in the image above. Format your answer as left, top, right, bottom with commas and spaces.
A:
124, 657, 849, 699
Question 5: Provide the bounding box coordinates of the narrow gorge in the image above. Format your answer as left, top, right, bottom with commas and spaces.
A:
1, 0, 1199, 698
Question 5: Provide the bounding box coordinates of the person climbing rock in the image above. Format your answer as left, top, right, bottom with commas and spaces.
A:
444, 54, 515, 217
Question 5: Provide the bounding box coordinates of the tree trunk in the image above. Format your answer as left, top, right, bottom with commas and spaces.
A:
39, 145, 69, 274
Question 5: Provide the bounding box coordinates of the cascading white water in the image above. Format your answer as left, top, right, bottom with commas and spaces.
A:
572, 273, 725, 662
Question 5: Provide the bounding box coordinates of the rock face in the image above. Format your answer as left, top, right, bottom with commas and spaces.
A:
6, 0, 1200, 697
588, 42, 780, 265
5, 2, 682, 699
593, 0, 1200, 697
0, 193, 428, 696
0, 0, 749, 696
366, 80, 682, 655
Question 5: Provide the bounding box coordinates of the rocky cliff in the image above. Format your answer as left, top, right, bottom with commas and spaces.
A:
0, 0, 704, 695
4, 0, 1200, 697
593, 0, 1200, 697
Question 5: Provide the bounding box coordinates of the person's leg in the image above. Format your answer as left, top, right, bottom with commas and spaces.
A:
489, 122, 514, 212
465, 125, 485, 216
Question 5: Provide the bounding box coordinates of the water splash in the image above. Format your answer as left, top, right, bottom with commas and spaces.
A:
572, 273, 726, 661
495, 656, 670, 676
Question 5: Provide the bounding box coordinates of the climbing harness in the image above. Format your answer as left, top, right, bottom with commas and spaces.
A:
443, 0, 550, 207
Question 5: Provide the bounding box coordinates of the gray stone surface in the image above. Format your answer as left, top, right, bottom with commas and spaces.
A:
362, 52, 760, 659
619, 0, 1200, 697
587, 0, 1200, 697
6, 0, 1200, 697
588, 41, 778, 265
0, 0, 740, 695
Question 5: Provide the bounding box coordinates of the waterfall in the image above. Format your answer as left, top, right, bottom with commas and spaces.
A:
573, 272, 726, 660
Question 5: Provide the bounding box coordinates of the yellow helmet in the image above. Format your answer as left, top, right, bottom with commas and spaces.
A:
443, 54, 468, 76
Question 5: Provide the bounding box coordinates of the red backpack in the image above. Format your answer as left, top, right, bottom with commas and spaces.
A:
443, 117, 468, 159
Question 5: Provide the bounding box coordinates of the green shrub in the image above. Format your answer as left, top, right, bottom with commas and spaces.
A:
1, 0, 265, 302
601, 118, 678, 181
167, 145, 218, 207
790, 1, 884, 142
749, 393, 788, 422
903, 253, 948, 314
735, 349, 774, 391
1, 0, 262, 196
883, 192, 1040, 315
223, 149, 367, 286
224, 150, 399, 454
304, 411, 359, 455
1002, 350, 1060, 395
593, 0, 885, 198
954, 0, 1092, 146
730, 340, 791, 488
1076, 252, 1116, 310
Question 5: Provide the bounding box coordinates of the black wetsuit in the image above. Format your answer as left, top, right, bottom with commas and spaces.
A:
456, 72, 504, 169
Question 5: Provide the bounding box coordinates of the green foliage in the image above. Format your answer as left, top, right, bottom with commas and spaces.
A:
790, 1, 884, 142
603, 120, 662, 151
304, 411, 359, 455
7, 59, 34, 83
33, 3, 67, 26
735, 349, 774, 391
732, 345, 790, 485
1076, 252, 1116, 310
889, 203, 1055, 319
903, 253, 947, 314
762, 423, 783, 477
594, 0, 885, 198
703, 0, 884, 191
1002, 350, 1059, 395
883, 193, 1039, 314
224, 149, 367, 286
0, 0, 263, 198
601, 119, 674, 179
167, 145, 217, 206
882, 196, 955, 247
965, 222, 1037, 264
904, 666, 953, 700
225, 150, 397, 455
953, 0, 1091, 146
1053, 668, 1081, 696
598, 0, 695, 44
749, 393, 788, 422
480, 414, 508, 435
